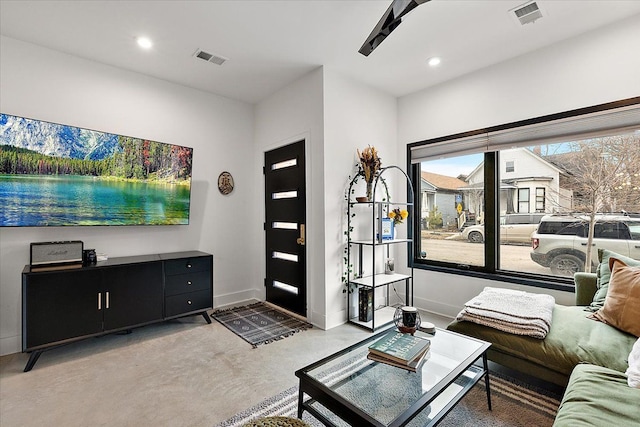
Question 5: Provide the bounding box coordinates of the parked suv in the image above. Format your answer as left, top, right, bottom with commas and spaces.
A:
530, 214, 640, 276
462, 213, 544, 244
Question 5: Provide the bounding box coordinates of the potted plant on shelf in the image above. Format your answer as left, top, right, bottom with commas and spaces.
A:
357, 145, 381, 202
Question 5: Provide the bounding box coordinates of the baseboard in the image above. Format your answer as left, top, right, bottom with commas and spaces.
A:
213, 289, 257, 309
213, 298, 261, 311
0, 334, 20, 357
325, 308, 348, 330
262, 301, 308, 322
413, 295, 461, 319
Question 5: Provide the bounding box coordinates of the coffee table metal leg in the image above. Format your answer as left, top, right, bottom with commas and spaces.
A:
297, 386, 304, 418
483, 353, 492, 411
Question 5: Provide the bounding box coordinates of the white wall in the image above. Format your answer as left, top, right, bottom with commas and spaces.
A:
323, 69, 398, 329
252, 68, 397, 330
0, 36, 256, 355
3, 12, 638, 354
398, 15, 640, 318
253, 68, 326, 326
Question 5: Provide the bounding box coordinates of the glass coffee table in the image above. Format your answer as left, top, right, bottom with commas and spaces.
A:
295, 328, 491, 427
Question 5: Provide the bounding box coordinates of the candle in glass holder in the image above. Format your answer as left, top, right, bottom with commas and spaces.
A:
401, 306, 418, 328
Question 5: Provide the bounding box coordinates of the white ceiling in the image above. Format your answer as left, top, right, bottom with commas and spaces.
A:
2, 0, 640, 104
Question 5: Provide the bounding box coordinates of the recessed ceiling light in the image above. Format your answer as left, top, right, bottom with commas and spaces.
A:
136, 37, 153, 50
427, 57, 441, 67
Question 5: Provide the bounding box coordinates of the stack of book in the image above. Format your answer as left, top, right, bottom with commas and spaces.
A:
367, 330, 431, 372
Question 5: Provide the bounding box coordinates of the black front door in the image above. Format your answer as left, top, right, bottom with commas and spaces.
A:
264, 140, 306, 316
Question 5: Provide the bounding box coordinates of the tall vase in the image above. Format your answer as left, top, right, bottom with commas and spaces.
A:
366, 181, 373, 201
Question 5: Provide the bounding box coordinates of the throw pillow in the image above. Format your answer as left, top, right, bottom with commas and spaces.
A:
586, 249, 640, 312
590, 257, 640, 337
627, 337, 640, 388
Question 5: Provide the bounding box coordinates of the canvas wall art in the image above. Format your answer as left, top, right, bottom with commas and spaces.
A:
0, 114, 193, 226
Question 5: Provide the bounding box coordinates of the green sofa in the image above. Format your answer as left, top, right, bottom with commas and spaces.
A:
553, 363, 640, 426
447, 272, 640, 425
447, 273, 636, 386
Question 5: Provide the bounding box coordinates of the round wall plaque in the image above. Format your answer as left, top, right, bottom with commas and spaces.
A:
217, 171, 234, 195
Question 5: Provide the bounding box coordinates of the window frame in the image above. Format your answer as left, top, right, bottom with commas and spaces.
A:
407, 97, 640, 292
535, 187, 546, 212
505, 160, 515, 173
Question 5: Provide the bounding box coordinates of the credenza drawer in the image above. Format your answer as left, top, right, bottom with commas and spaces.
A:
165, 270, 210, 296
164, 256, 211, 276
165, 289, 211, 318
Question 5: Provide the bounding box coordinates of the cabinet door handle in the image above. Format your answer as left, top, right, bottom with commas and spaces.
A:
106, 291, 110, 309
187, 300, 192, 305
186, 263, 192, 268
187, 281, 192, 286
98, 292, 102, 310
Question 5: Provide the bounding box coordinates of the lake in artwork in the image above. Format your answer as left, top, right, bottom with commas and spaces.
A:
0, 175, 191, 226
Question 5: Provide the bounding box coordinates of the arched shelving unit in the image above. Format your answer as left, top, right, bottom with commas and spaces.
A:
345, 165, 414, 331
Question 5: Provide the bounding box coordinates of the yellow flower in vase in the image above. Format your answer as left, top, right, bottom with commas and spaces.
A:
389, 208, 409, 225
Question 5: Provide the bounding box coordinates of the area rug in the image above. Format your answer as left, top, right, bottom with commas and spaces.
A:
214, 360, 561, 427
211, 302, 313, 348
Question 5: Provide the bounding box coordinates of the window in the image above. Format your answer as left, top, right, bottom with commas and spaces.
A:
409, 98, 640, 289
517, 188, 530, 213
535, 187, 546, 212
628, 223, 640, 240
506, 161, 515, 173
419, 154, 484, 267
594, 222, 630, 240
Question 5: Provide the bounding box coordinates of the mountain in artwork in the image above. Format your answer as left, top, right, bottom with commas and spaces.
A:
0, 114, 120, 160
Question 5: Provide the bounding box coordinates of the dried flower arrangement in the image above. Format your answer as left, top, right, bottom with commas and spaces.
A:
357, 145, 382, 200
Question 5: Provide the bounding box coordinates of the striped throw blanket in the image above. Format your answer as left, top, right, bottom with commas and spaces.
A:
456, 287, 555, 339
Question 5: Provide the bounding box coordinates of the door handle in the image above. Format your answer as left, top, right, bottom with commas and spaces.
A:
296, 224, 305, 246
580, 243, 595, 246
98, 292, 101, 310
106, 291, 110, 309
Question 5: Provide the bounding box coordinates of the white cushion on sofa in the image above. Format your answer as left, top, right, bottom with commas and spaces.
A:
627, 337, 640, 388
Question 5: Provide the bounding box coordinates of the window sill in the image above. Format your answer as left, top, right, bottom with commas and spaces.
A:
412, 262, 576, 293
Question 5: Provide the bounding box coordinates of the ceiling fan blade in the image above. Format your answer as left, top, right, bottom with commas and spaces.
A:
359, 0, 431, 57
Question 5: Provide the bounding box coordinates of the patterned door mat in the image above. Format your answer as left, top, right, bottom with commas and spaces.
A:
211, 302, 313, 348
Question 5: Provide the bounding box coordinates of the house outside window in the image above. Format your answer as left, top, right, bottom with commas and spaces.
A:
409, 99, 640, 289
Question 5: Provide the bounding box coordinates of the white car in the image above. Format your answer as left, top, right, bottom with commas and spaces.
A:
462, 213, 544, 244
530, 214, 640, 276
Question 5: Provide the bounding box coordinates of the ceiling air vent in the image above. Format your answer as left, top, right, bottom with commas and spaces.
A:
193, 49, 228, 66
511, 1, 543, 25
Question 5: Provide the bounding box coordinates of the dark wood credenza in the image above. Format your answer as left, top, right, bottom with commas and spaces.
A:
22, 251, 213, 372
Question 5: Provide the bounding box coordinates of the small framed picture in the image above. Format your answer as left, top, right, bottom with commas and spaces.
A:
381, 218, 394, 240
